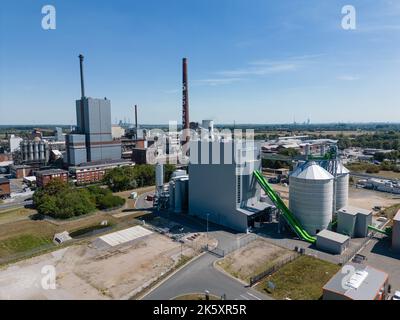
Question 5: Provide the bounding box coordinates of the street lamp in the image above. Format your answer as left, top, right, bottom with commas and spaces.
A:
206, 213, 209, 243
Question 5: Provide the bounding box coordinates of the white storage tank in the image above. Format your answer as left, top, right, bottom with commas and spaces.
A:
156, 163, 164, 188
289, 161, 334, 236
335, 163, 350, 210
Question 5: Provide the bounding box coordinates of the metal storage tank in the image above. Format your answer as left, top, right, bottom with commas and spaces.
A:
174, 179, 182, 213
335, 163, 350, 210
172, 177, 189, 213
169, 181, 175, 211
289, 161, 334, 236
156, 163, 164, 188
171, 169, 186, 179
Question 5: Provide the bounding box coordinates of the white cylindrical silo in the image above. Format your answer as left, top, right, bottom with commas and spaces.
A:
289, 161, 334, 236
156, 163, 164, 188
335, 163, 350, 210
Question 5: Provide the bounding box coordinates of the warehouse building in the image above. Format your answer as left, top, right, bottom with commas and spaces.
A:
323, 264, 388, 300
188, 139, 270, 232
69, 159, 133, 185
35, 169, 68, 187
10, 165, 34, 179
393, 210, 400, 252
316, 229, 350, 254
337, 206, 372, 238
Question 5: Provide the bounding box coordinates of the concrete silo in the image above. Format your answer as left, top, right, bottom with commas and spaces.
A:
289, 161, 334, 236
335, 163, 350, 210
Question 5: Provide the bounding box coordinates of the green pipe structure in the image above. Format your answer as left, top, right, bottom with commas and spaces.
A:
253, 170, 316, 244
367, 225, 391, 236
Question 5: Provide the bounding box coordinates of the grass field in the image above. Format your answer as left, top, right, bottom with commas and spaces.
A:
0, 234, 53, 256
0, 207, 36, 225
255, 255, 340, 300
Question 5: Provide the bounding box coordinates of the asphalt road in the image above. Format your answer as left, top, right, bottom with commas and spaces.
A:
135, 191, 271, 300
143, 246, 271, 300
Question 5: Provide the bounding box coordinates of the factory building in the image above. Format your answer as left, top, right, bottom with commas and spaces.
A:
35, 169, 68, 187
289, 162, 334, 236
10, 165, 34, 179
316, 229, 350, 254
20, 139, 49, 165
188, 139, 270, 232
337, 206, 372, 238
66, 55, 121, 166
323, 264, 388, 300
393, 210, 400, 252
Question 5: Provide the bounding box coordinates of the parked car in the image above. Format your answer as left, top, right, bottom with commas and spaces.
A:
145, 195, 154, 201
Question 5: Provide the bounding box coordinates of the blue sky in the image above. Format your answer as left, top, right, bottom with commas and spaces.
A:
0, 0, 399, 125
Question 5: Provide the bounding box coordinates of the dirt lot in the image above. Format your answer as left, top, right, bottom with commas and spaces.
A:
216, 239, 293, 283
0, 231, 200, 300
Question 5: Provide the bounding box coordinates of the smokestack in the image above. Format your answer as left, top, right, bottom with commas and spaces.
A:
134, 105, 138, 138
182, 58, 189, 131
79, 54, 85, 98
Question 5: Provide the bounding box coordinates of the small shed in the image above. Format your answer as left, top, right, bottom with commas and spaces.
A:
53, 231, 72, 245
316, 229, 350, 254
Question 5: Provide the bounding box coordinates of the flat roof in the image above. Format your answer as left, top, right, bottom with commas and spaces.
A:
0, 177, 9, 184
98, 226, 152, 247
69, 159, 133, 169
323, 263, 388, 300
337, 205, 371, 216
36, 169, 68, 176
317, 229, 350, 244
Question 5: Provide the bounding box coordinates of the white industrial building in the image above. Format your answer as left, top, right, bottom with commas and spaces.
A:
186, 139, 271, 232
336, 206, 372, 238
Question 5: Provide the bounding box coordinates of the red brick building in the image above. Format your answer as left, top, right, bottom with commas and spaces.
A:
0, 178, 11, 199
35, 169, 68, 187
69, 159, 134, 185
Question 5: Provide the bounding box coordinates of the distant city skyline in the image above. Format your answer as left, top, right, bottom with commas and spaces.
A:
1, 0, 400, 125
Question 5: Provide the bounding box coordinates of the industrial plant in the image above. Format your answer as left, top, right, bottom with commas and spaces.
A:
0, 54, 399, 302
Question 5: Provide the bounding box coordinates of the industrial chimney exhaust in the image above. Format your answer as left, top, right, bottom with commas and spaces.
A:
78, 54, 85, 99
182, 58, 189, 131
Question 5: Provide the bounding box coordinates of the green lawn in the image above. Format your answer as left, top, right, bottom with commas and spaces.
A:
255, 255, 340, 300
0, 234, 53, 256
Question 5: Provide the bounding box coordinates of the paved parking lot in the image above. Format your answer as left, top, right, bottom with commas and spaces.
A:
358, 235, 400, 293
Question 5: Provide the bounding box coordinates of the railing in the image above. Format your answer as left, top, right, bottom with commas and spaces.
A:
249, 253, 299, 286
203, 233, 258, 258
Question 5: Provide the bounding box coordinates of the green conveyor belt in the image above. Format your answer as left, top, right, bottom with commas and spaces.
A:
253, 170, 316, 244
